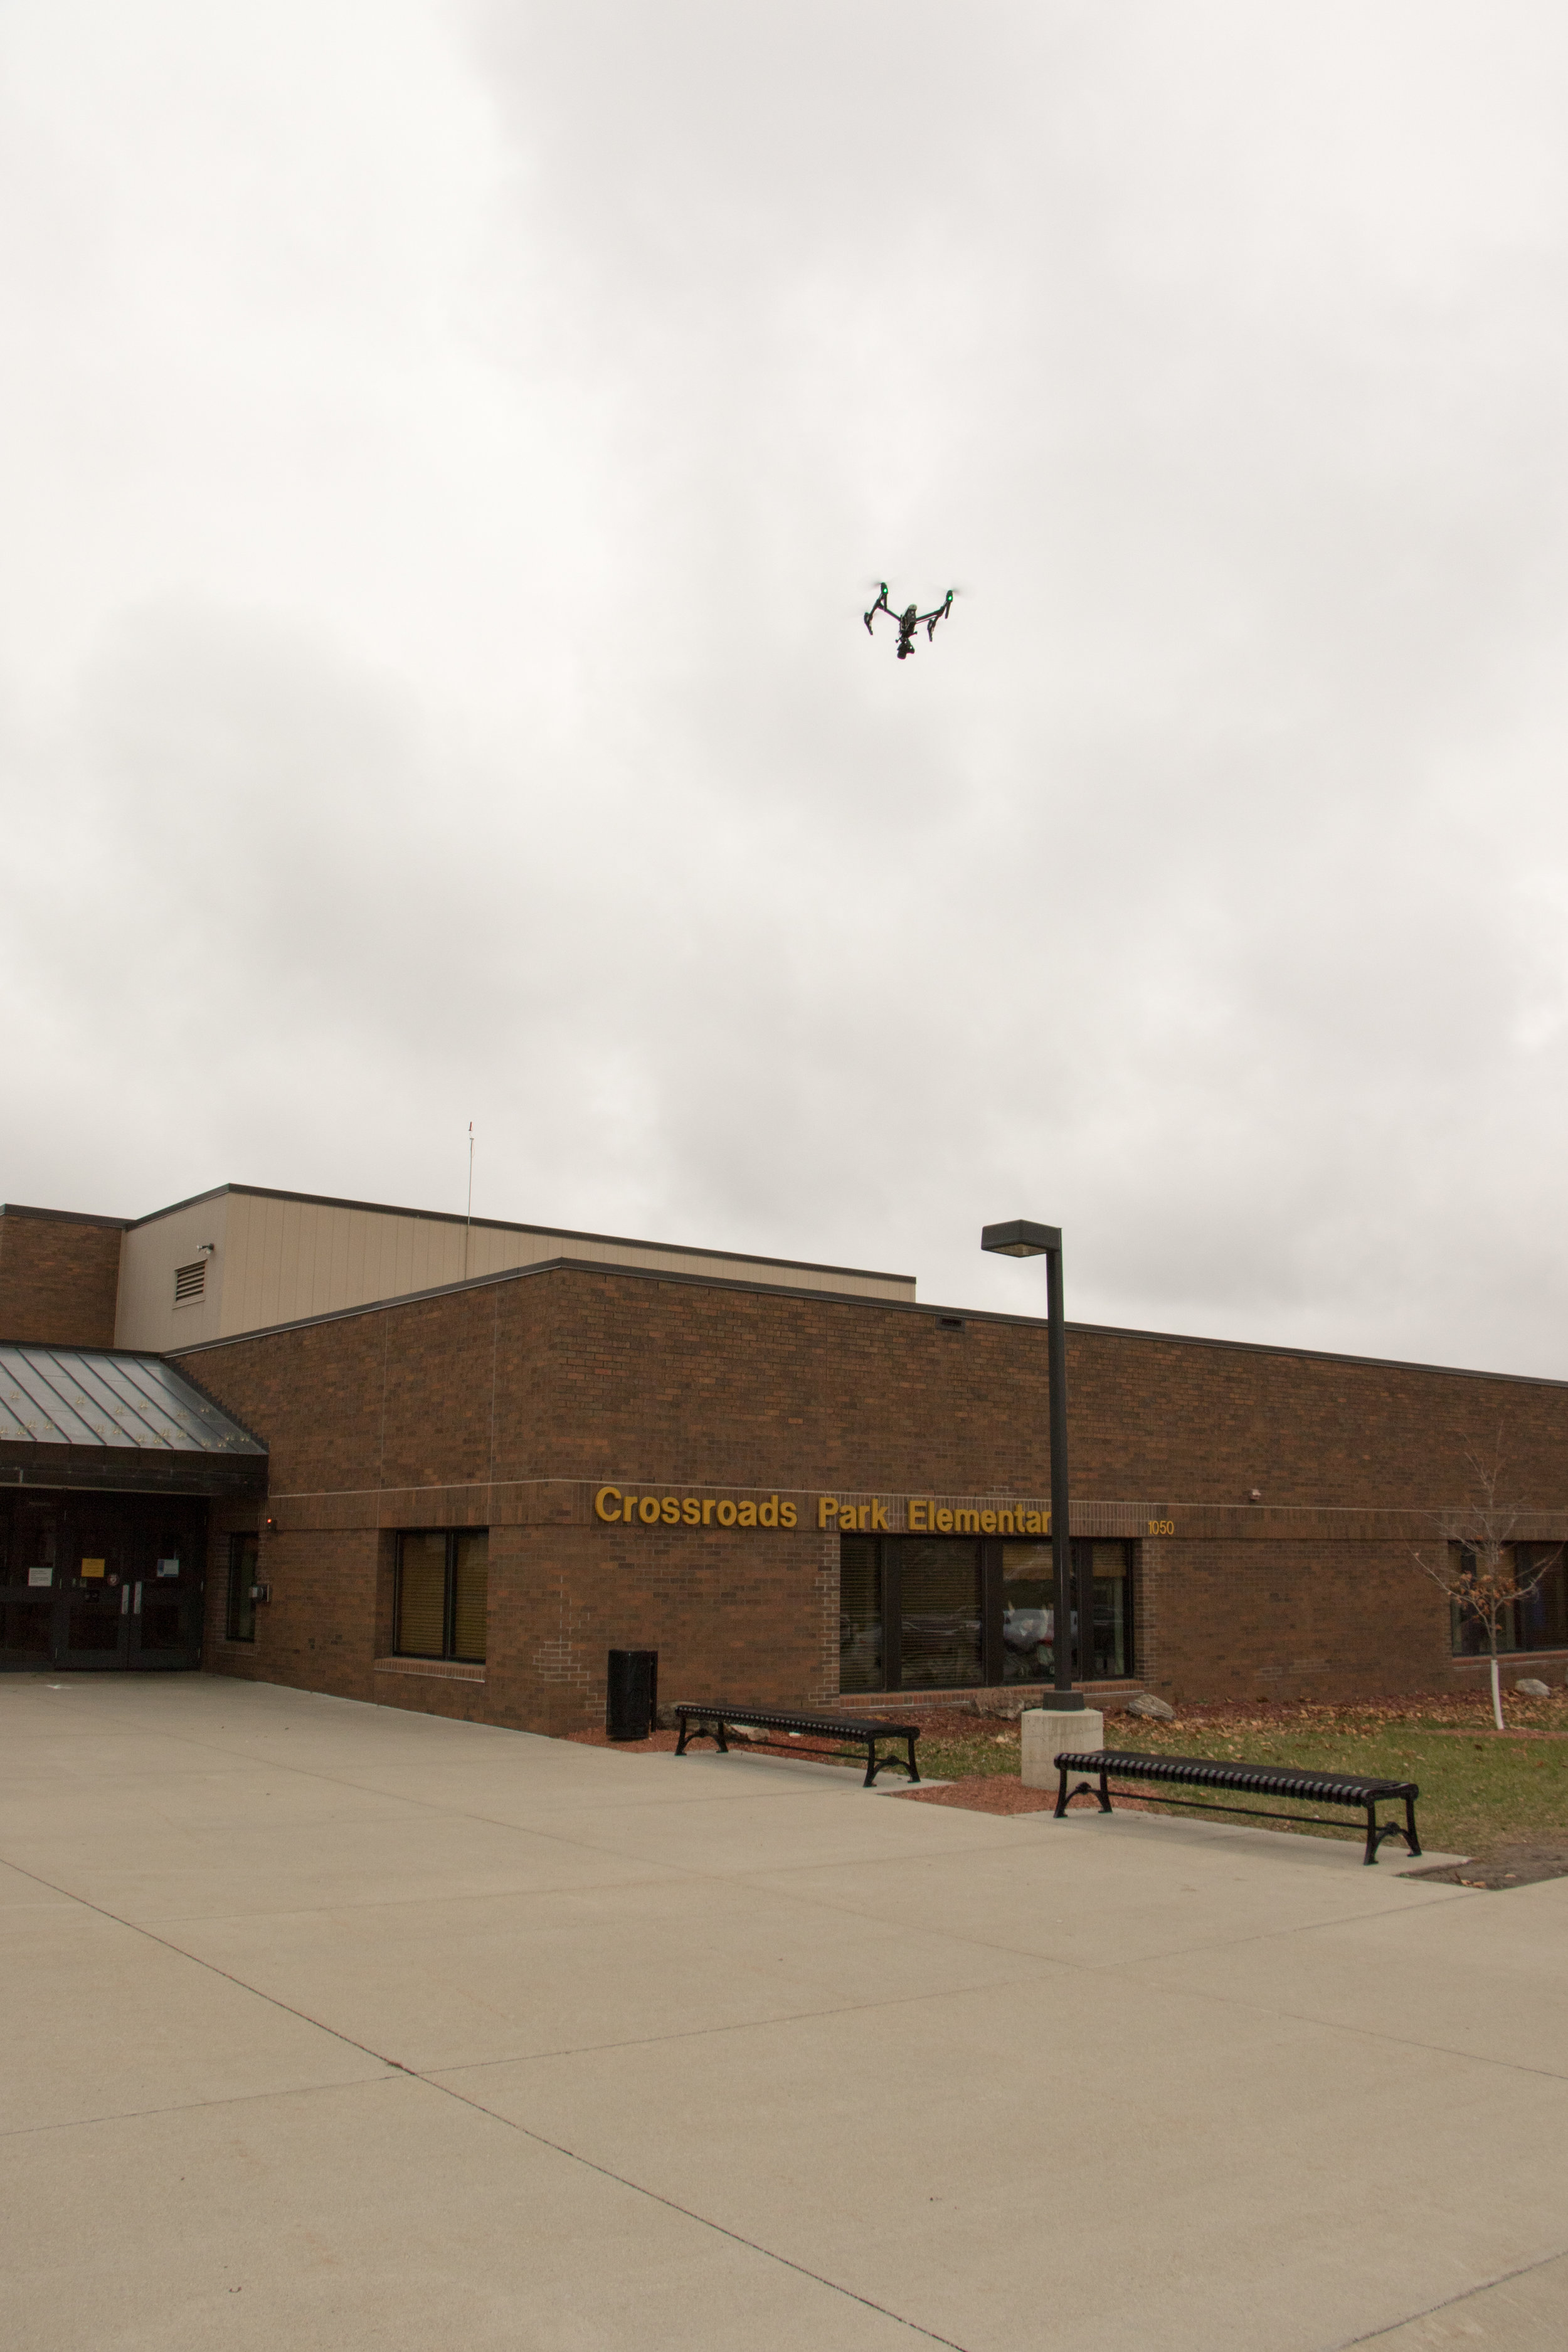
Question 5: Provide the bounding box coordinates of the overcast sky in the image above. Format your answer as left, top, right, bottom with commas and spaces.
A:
6, 3, 1568, 1373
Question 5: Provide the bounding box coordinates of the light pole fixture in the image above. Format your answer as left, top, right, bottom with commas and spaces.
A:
980, 1219, 1083, 1712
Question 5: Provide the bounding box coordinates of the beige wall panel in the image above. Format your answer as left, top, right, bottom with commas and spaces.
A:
114, 1195, 230, 1352
238, 1194, 288, 1334
217, 1193, 261, 1337
129, 1190, 914, 1343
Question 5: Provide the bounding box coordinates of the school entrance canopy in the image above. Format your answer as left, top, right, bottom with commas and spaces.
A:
0, 1343, 267, 1496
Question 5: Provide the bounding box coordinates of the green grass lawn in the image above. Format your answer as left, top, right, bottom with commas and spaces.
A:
917, 1694, 1568, 1864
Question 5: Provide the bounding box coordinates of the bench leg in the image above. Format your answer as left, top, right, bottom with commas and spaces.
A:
864, 1739, 918, 1787
1055, 1771, 1113, 1818
1365, 1804, 1427, 1865
675, 1718, 726, 1756
864, 1737, 920, 1788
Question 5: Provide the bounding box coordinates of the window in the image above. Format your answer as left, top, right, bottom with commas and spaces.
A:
898, 1540, 984, 1688
839, 1535, 1135, 1693
1000, 1541, 1054, 1682
839, 1535, 882, 1692
395, 1529, 488, 1662
1089, 1542, 1134, 1680
1517, 1545, 1568, 1651
1000, 1540, 1135, 1683
226, 1533, 258, 1642
1450, 1542, 1568, 1657
174, 1259, 206, 1304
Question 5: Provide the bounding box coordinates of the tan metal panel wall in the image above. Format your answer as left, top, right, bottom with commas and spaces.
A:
209, 1196, 912, 1337
114, 1195, 230, 1352
219, 1196, 504, 1336
115, 1190, 913, 1346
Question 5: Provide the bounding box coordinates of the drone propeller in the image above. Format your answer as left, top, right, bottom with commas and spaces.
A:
863, 578, 957, 654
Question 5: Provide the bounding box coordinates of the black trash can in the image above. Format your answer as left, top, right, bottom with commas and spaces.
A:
606, 1648, 659, 1741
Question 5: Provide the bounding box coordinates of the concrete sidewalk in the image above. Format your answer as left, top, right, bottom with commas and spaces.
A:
3, 1677, 1564, 2351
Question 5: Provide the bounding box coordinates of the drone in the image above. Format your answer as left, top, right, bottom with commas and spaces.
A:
863, 582, 955, 659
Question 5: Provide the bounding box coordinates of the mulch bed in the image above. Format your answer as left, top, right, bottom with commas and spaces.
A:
1407, 1838, 1568, 1890
897, 1775, 1054, 1814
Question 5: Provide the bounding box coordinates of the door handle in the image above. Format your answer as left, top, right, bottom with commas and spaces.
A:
122, 1585, 130, 1616
134, 1582, 142, 1615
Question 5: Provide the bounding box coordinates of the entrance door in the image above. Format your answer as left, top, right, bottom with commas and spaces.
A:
1, 1497, 58, 1667
0, 1493, 206, 1671
58, 1496, 134, 1669
125, 1524, 204, 1670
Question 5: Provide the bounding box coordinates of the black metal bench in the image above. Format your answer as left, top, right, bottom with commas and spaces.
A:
674, 1703, 921, 1788
1054, 1749, 1421, 1867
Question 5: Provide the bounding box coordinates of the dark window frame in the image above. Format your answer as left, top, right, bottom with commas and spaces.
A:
838, 1535, 1136, 1695
226, 1532, 258, 1643
1449, 1541, 1568, 1658
394, 1528, 488, 1664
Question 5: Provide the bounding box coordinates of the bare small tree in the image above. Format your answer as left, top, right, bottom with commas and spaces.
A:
1409, 1439, 1561, 1731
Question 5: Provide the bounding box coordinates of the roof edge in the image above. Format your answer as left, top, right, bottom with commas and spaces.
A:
124, 1182, 913, 1287
167, 1254, 944, 1354
0, 1342, 270, 1456
162, 1254, 1568, 1392
1, 1202, 132, 1228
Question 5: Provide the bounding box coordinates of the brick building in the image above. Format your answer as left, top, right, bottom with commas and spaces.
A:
3, 1184, 1566, 1720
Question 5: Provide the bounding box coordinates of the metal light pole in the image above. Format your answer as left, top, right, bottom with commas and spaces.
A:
981, 1219, 1084, 1712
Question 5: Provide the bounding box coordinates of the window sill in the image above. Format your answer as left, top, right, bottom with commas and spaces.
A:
375, 1655, 485, 1684
1453, 1646, 1568, 1667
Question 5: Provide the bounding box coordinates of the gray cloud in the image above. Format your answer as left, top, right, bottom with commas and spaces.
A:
7, 2, 1568, 1375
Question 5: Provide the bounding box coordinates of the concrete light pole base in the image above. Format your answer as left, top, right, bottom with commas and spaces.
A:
1021, 1706, 1104, 1790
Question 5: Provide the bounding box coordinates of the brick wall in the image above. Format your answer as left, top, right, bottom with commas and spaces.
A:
1143, 1535, 1456, 1705
171, 1261, 1568, 1727
0, 1207, 125, 1347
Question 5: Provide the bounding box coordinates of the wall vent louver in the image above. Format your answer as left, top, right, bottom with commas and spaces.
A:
173, 1259, 206, 1305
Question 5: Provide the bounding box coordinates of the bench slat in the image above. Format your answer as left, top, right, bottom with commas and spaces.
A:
675, 1704, 922, 1738
1052, 1748, 1421, 1866
673, 1702, 920, 1788
1056, 1750, 1417, 1802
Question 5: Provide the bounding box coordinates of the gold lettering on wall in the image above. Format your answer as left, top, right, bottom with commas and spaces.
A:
596, 1488, 1072, 1536
602, 1490, 799, 1530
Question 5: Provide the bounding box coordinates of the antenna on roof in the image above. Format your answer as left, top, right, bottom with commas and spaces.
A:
464, 1123, 474, 1279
